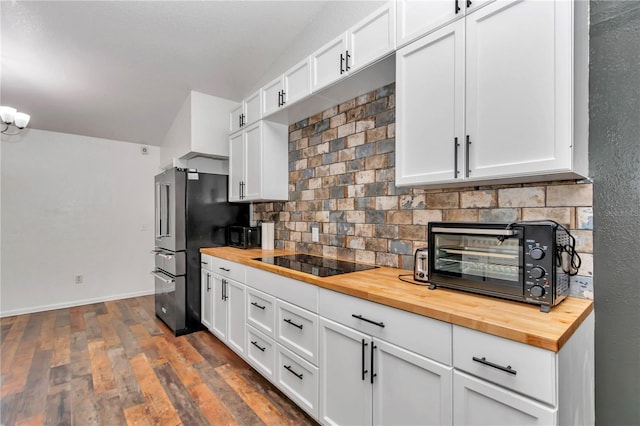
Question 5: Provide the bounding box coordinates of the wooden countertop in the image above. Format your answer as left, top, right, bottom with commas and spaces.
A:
200, 247, 593, 352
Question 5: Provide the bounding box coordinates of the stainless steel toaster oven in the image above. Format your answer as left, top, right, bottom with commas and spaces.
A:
427, 221, 580, 312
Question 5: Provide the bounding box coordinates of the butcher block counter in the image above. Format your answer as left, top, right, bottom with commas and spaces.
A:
200, 247, 593, 352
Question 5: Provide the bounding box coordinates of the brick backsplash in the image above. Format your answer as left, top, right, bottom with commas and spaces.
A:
253, 83, 594, 299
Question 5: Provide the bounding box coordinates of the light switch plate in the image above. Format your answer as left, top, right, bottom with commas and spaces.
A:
312, 227, 319, 242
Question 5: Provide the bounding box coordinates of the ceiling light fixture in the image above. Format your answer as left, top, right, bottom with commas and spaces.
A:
1, 106, 31, 135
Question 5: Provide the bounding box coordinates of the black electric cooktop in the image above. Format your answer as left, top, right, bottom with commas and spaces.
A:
254, 254, 378, 277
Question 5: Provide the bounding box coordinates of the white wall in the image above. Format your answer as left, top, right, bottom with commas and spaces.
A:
0, 129, 160, 316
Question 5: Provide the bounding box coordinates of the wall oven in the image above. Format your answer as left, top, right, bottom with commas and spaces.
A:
428, 222, 575, 312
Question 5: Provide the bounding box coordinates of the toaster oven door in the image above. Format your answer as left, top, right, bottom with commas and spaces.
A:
429, 226, 524, 296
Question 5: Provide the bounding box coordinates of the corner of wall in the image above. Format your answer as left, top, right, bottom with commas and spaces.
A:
159, 92, 193, 166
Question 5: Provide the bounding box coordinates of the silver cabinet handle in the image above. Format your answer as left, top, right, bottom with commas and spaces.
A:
150, 270, 174, 283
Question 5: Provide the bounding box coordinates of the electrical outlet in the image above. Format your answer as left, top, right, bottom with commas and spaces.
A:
312, 227, 319, 242
75, 275, 83, 284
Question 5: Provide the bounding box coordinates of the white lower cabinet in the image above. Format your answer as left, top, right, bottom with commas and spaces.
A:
276, 344, 319, 418
247, 325, 276, 380
453, 371, 556, 426
211, 274, 245, 356
276, 299, 318, 365
200, 268, 213, 330
202, 256, 593, 425
374, 339, 453, 425
319, 317, 372, 426
319, 316, 452, 426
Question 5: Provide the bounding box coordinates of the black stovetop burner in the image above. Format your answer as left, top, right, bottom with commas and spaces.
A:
254, 254, 378, 277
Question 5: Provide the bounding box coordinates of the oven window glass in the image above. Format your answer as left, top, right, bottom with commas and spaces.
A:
433, 233, 521, 282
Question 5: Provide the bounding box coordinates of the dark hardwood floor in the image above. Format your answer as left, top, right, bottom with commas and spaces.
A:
0, 295, 317, 425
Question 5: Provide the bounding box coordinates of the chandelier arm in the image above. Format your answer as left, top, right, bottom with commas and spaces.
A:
1, 124, 23, 135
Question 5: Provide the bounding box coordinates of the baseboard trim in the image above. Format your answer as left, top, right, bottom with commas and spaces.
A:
0, 289, 156, 317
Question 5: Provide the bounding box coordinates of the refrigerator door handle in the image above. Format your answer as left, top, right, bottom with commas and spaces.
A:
150, 249, 174, 259
155, 182, 172, 239
150, 270, 175, 283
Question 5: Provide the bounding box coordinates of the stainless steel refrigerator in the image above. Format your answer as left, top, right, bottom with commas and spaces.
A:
151, 168, 249, 335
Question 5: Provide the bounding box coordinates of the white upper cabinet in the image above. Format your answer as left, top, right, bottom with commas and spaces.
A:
311, 2, 395, 92
262, 58, 311, 118
228, 121, 288, 203
311, 33, 349, 92
396, 20, 465, 186
244, 90, 262, 126
396, 0, 493, 48
465, 0, 574, 179
347, 2, 396, 73
262, 75, 284, 118
396, 0, 588, 187
229, 89, 262, 133
229, 104, 243, 134
283, 58, 312, 106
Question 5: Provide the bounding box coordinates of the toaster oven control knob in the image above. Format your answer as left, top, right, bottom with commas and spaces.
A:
530, 285, 545, 298
530, 267, 546, 279
530, 247, 545, 260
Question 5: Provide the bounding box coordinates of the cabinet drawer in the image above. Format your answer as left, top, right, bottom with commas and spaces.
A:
209, 256, 246, 283
247, 288, 276, 338
319, 288, 452, 365
276, 344, 319, 419
246, 267, 318, 313
453, 371, 557, 425
276, 300, 318, 365
200, 254, 213, 271
453, 325, 557, 406
247, 325, 276, 381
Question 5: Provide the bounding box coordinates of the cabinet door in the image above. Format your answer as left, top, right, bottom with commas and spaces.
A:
229, 104, 243, 133
319, 317, 372, 426
395, 20, 464, 187
284, 58, 311, 106
244, 90, 262, 126
397, 0, 462, 48
453, 371, 557, 426
243, 122, 262, 201
211, 275, 228, 341
373, 339, 453, 425
262, 75, 283, 117
228, 131, 244, 202
311, 33, 348, 92
226, 279, 246, 355
348, 2, 395, 73
465, 0, 573, 179
201, 270, 213, 330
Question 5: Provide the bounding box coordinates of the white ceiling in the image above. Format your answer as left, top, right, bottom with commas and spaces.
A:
1, 1, 378, 146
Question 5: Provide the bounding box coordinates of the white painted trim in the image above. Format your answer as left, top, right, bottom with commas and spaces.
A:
0, 289, 155, 318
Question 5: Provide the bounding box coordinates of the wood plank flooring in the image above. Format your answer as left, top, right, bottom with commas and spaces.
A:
0, 295, 317, 425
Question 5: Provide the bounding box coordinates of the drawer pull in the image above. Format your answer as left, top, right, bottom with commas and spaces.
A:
219, 267, 231, 272
283, 318, 303, 330
200, 261, 208, 265
352, 314, 385, 328
284, 365, 303, 380
251, 302, 266, 310
472, 356, 517, 375
251, 341, 266, 352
